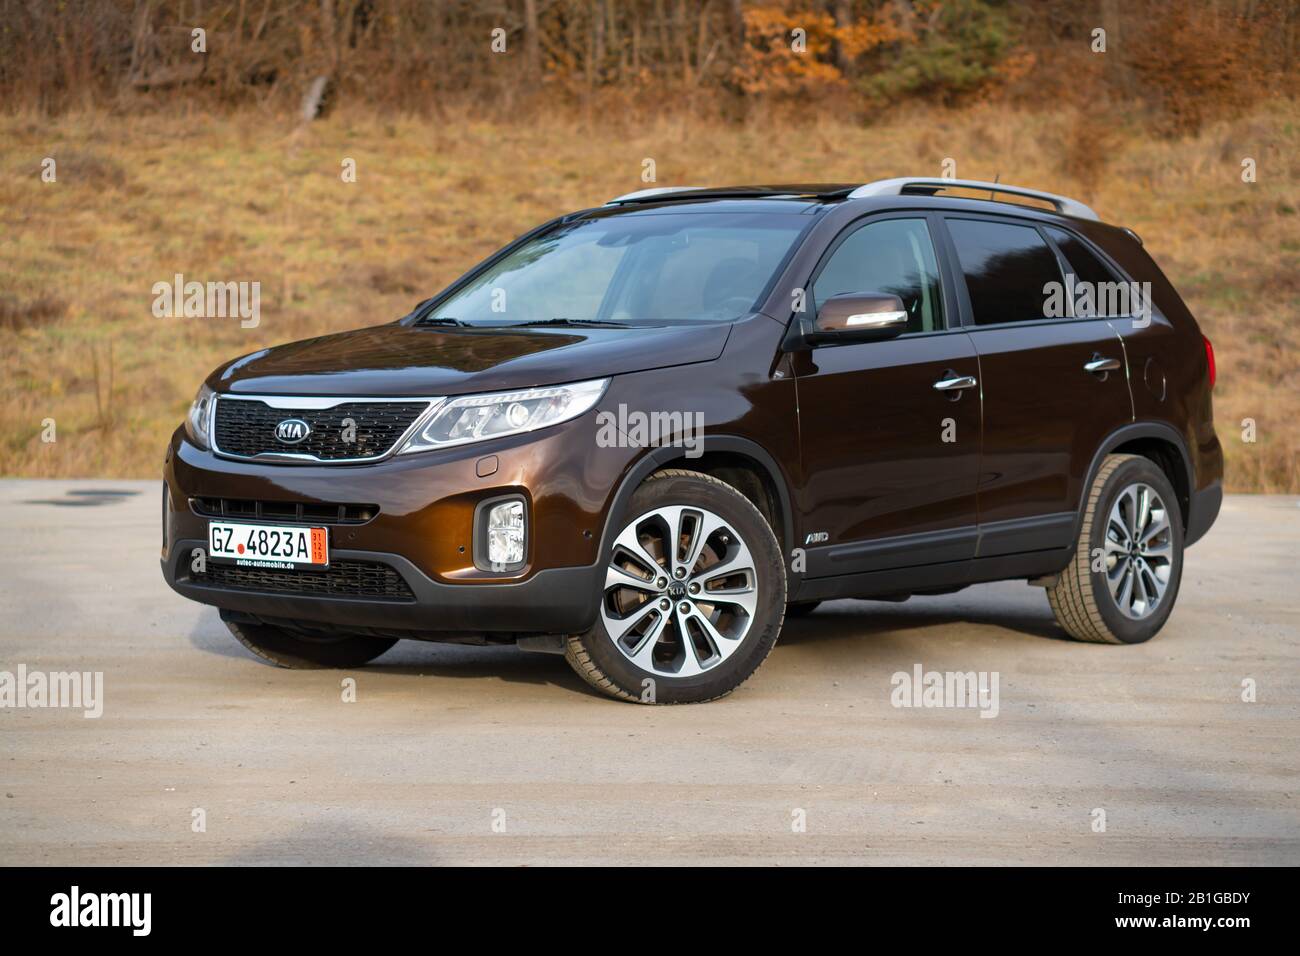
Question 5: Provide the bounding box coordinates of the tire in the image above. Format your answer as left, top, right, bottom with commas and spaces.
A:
221, 611, 398, 669
785, 601, 821, 617
1046, 453, 1184, 644
565, 469, 787, 704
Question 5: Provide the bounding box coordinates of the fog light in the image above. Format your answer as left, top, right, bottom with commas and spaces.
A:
484, 498, 526, 570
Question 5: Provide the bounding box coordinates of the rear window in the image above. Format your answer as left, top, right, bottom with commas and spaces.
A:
946, 218, 1062, 326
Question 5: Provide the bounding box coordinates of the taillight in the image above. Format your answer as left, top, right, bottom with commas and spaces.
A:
1203, 335, 1216, 389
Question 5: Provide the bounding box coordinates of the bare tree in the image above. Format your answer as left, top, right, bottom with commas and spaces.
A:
524, 0, 541, 78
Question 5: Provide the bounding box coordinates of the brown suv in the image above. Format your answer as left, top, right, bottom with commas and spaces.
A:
162, 179, 1223, 703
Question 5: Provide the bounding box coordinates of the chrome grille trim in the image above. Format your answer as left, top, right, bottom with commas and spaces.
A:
210, 394, 444, 465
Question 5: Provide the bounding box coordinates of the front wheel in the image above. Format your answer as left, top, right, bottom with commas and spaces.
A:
1047, 453, 1184, 644
222, 611, 397, 668
565, 470, 787, 703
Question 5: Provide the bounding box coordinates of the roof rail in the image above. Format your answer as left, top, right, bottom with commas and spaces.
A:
605, 186, 707, 205
848, 177, 1099, 221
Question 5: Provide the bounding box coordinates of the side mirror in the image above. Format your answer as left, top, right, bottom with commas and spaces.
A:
807, 292, 908, 345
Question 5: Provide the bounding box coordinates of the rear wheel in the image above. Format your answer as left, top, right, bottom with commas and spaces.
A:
1047, 454, 1184, 644
565, 469, 786, 704
221, 611, 397, 668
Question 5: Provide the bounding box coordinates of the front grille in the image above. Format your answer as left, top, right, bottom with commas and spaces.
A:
213, 397, 430, 461
192, 497, 378, 525
190, 559, 415, 601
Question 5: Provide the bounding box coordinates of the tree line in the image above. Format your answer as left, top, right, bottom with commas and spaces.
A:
1, 0, 1294, 130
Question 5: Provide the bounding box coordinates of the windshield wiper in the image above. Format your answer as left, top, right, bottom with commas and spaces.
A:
505, 318, 629, 329
414, 316, 474, 327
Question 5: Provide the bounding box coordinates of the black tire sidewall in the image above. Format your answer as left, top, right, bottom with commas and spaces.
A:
577, 473, 786, 702
222, 613, 397, 668
1086, 457, 1185, 644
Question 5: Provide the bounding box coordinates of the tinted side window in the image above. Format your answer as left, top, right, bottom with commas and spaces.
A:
813, 218, 944, 334
1044, 225, 1122, 316
947, 218, 1062, 326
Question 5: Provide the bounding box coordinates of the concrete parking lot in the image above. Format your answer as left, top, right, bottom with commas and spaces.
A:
1, 479, 1297, 865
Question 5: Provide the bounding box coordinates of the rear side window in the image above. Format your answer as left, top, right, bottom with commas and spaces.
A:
946, 218, 1062, 326
1045, 226, 1116, 287
1044, 225, 1123, 317
813, 218, 944, 334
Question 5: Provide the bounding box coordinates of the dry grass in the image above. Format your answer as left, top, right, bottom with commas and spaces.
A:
1, 102, 1296, 489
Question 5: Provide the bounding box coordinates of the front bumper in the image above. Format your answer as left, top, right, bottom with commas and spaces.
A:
161, 538, 602, 635
160, 414, 628, 635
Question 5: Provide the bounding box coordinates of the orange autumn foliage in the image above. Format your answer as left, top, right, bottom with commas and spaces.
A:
732, 6, 901, 95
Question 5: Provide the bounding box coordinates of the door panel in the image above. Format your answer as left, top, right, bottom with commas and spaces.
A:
967, 319, 1132, 544
792, 331, 982, 575
792, 214, 982, 577
939, 214, 1134, 554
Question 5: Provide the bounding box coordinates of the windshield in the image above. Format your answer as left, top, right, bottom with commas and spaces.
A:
419, 211, 809, 326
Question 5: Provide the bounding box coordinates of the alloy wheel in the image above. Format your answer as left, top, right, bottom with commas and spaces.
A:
600, 505, 758, 677
1103, 482, 1174, 620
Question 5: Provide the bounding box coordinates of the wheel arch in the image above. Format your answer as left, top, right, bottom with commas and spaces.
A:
597, 436, 796, 562
1074, 421, 1193, 542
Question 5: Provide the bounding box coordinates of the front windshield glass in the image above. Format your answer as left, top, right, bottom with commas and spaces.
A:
421, 211, 809, 326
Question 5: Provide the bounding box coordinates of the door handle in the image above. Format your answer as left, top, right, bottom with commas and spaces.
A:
933, 373, 977, 392
1084, 355, 1122, 374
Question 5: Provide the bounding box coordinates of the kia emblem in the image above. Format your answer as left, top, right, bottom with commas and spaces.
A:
274, 418, 311, 444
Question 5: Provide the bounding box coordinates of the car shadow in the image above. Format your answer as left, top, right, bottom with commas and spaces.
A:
777, 593, 1067, 647
366, 642, 590, 695
24, 488, 141, 507
218, 821, 443, 865
185, 583, 1067, 704
185, 611, 249, 659
186, 610, 595, 696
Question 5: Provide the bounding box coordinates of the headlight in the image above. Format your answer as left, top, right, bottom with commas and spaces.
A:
399, 378, 608, 454
185, 384, 215, 449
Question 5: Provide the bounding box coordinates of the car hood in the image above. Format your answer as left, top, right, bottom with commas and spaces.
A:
210, 321, 733, 397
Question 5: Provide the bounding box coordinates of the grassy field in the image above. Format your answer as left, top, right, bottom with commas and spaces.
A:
1, 102, 1296, 489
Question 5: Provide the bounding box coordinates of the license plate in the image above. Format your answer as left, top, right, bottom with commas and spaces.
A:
208, 521, 328, 569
